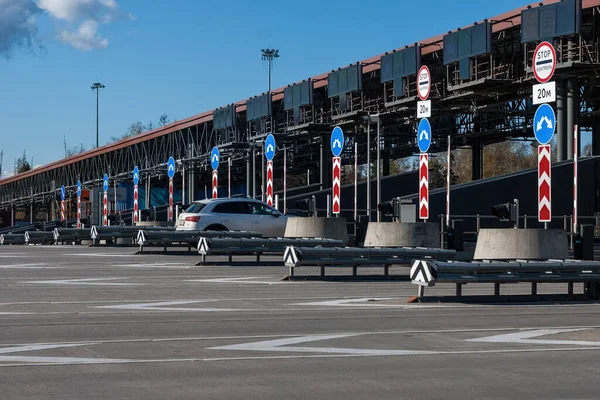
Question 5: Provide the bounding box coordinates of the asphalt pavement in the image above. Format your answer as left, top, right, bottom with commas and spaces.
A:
1, 244, 600, 399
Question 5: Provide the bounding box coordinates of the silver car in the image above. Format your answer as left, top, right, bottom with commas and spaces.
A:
176, 198, 288, 237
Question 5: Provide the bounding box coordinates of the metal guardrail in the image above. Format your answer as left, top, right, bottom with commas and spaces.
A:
136, 230, 263, 253
24, 231, 55, 245
283, 246, 457, 277
198, 237, 344, 264
53, 228, 90, 244
0, 234, 26, 245
410, 259, 600, 299
90, 225, 176, 245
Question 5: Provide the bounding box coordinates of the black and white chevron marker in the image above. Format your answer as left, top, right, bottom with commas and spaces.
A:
136, 230, 146, 246
410, 260, 437, 286
90, 226, 99, 240
197, 237, 210, 255
0, 234, 5, 245
53, 228, 60, 241
283, 246, 301, 267
24, 231, 31, 244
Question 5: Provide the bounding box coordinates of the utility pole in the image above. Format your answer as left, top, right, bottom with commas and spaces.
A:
261, 49, 280, 93
91, 82, 105, 148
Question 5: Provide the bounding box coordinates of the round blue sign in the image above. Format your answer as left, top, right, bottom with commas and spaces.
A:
77, 180, 82, 198
533, 103, 556, 145
417, 118, 432, 153
330, 126, 344, 157
103, 174, 109, 192
211, 146, 220, 170
265, 134, 276, 161
167, 157, 176, 179
133, 166, 140, 186
61, 185, 65, 201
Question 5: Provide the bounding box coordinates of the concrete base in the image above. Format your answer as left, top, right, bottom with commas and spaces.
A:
135, 221, 171, 227
284, 217, 348, 243
363, 222, 440, 248
473, 228, 568, 260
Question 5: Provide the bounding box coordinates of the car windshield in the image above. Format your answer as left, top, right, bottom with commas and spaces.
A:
184, 202, 206, 214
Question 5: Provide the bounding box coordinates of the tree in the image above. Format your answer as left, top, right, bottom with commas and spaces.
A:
158, 113, 170, 127
15, 150, 31, 173
109, 121, 144, 143
583, 143, 593, 157
146, 121, 154, 131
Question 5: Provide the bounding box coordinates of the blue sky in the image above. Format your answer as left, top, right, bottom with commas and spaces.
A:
1, 0, 538, 176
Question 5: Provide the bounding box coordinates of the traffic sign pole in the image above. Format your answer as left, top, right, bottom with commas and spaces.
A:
103, 174, 109, 226
168, 178, 173, 221
574, 124, 578, 235
264, 135, 276, 205
532, 41, 556, 226
61, 200, 65, 222
133, 166, 140, 224
77, 180, 82, 229
419, 154, 429, 220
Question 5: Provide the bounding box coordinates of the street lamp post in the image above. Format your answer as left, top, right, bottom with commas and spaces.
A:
261, 49, 279, 93
91, 82, 105, 148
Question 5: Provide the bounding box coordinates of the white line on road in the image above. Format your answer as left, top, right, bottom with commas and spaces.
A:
186, 276, 284, 285
20, 278, 147, 286
92, 300, 243, 312
466, 328, 600, 346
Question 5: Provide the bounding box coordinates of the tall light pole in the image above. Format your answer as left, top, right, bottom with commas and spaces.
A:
91, 82, 105, 148
261, 49, 279, 93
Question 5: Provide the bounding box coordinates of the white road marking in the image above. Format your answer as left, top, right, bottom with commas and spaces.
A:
0, 342, 134, 365
186, 276, 283, 285
292, 297, 397, 307
466, 328, 600, 346
0, 263, 53, 269
92, 300, 243, 312
21, 278, 147, 286
64, 253, 133, 257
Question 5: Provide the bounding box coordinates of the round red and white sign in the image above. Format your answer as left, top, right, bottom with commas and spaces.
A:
417, 65, 431, 101
532, 41, 556, 83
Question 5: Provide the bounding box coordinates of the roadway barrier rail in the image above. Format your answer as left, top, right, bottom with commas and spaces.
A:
136, 230, 263, 253
198, 237, 344, 264
0, 234, 26, 245
283, 246, 457, 277
24, 231, 55, 245
410, 259, 600, 299
90, 225, 176, 245
53, 228, 90, 244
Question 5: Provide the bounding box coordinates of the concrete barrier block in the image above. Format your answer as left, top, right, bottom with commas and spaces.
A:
284, 217, 348, 243
363, 222, 440, 248
473, 228, 568, 260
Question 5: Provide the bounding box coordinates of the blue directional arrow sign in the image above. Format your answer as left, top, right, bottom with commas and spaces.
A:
417, 118, 432, 153
77, 180, 82, 198
533, 103, 556, 145
133, 166, 140, 186
60, 185, 65, 201
265, 134, 276, 161
211, 146, 220, 170
167, 157, 176, 179
103, 174, 109, 192
330, 126, 344, 157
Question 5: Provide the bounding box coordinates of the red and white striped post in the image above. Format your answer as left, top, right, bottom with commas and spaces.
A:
61, 200, 65, 222
266, 160, 273, 207
212, 170, 218, 199
445, 135, 451, 227
77, 196, 81, 228
538, 145, 551, 223
419, 153, 429, 220
283, 146, 287, 214
168, 178, 174, 221
133, 184, 139, 223
102, 191, 108, 226
332, 156, 341, 214
573, 124, 578, 235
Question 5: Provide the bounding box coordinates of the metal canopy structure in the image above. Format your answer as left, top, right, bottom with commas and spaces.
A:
2, 0, 600, 211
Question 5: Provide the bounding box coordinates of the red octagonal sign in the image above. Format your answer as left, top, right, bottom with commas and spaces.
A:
532, 41, 556, 83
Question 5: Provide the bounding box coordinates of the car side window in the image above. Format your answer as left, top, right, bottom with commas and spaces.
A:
213, 202, 250, 214
249, 202, 274, 215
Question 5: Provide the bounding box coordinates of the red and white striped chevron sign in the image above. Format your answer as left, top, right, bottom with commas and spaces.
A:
102, 191, 108, 226
168, 178, 174, 221
212, 170, 218, 199
332, 156, 341, 214
538, 144, 551, 222
419, 153, 429, 220
77, 197, 81, 228
133, 185, 139, 223
61, 200, 65, 221
266, 161, 273, 207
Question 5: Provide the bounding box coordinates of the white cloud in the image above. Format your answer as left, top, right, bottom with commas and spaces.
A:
0, 0, 43, 59
57, 19, 108, 50
0, 0, 131, 57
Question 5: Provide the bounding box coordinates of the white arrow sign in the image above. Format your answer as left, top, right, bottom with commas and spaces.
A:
332, 139, 342, 149
212, 154, 219, 162
536, 115, 553, 131
266, 144, 274, 154
419, 129, 429, 141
